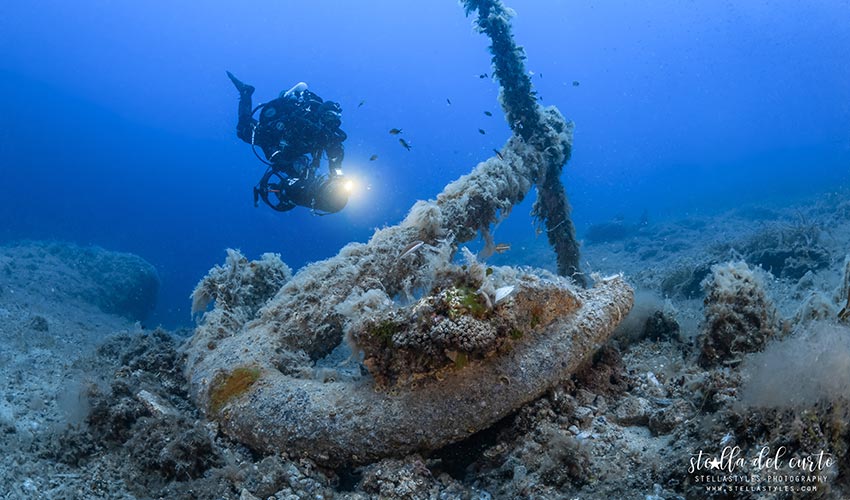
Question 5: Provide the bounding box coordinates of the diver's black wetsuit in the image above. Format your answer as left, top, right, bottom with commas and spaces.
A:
235, 85, 347, 179
228, 72, 350, 213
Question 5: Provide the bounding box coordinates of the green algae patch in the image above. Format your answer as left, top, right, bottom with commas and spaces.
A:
454, 351, 469, 369
370, 320, 403, 347
445, 285, 489, 320
209, 366, 261, 414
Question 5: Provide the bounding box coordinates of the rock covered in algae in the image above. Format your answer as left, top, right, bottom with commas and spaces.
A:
0, 241, 160, 321
348, 259, 583, 387
698, 261, 780, 367
190, 248, 291, 318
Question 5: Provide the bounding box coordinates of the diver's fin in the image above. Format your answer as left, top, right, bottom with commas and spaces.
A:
226, 70, 254, 96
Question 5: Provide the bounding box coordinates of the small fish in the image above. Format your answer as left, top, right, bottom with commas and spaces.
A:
479, 73, 488, 79
446, 98, 452, 105
389, 128, 403, 135
528, 70, 535, 76
369, 154, 378, 161
492, 149, 503, 160
478, 128, 486, 135
539, 72, 543, 79
358, 100, 366, 108
494, 243, 511, 254
399, 240, 424, 259
484, 111, 492, 117
572, 80, 580, 87
399, 138, 412, 150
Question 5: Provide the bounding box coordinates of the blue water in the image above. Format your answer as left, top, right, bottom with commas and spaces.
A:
2, 0, 849, 328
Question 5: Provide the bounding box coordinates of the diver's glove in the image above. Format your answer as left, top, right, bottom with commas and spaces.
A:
226, 71, 254, 97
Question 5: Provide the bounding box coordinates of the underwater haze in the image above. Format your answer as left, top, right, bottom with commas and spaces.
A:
1, 0, 849, 328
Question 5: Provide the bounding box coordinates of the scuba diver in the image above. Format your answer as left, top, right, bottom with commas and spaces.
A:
226, 71, 352, 214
